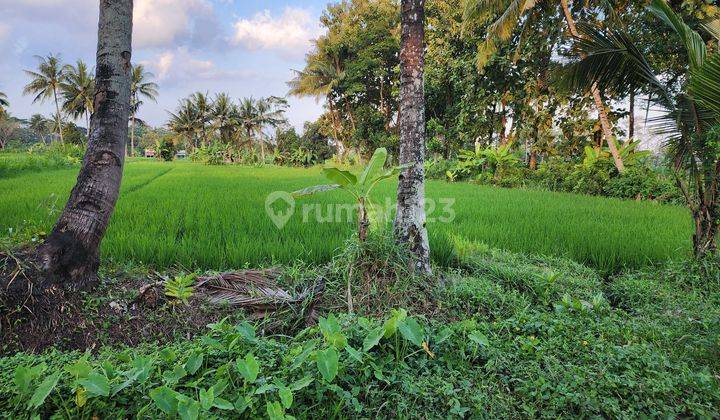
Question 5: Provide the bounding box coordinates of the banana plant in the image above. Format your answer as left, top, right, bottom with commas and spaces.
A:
292, 148, 410, 241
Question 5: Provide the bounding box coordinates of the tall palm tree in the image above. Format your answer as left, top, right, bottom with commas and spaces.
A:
561, 0, 720, 255
23, 54, 67, 144
61, 60, 95, 139
395, 0, 431, 274
463, 0, 626, 172
31, 0, 133, 291
237, 97, 288, 161
212, 92, 238, 144
168, 98, 202, 149
288, 51, 347, 160
26, 113, 51, 143
129, 65, 158, 156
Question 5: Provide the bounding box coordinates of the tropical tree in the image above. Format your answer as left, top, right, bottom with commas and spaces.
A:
462, 0, 626, 172
23, 54, 67, 144
0, 114, 20, 149
395, 0, 431, 274
561, 0, 720, 256
26, 114, 51, 143
237, 96, 288, 162
188, 91, 212, 148
212, 92, 238, 144
168, 98, 202, 150
31, 0, 134, 291
61, 60, 95, 139
129, 65, 158, 156
288, 50, 347, 160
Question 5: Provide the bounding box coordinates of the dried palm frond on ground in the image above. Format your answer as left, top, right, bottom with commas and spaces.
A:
196, 268, 325, 309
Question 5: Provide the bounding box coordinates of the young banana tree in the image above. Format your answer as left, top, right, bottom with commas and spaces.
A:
292, 148, 410, 241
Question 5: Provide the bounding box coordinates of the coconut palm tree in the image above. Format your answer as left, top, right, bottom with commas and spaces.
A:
463, 0, 626, 172
212, 92, 238, 144
23, 54, 67, 144
395, 0, 431, 274
129, 65, 158, 156
61, 60, 95, 139
31, 0, 133, 291
560, 0, 720, 256
237, 97, 288, 162
168, 98, 202, 149
26, 114, 51, 143
288, 51, 347, 160
187, 91, 212, 148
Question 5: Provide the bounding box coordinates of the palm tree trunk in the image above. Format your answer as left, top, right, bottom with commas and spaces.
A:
86, 111, 91, 142
34, 0, 133, 291
53, 89, 64, 144
560, 0, 625, 173
328, 99, 345, 161
394, 0, 431, 274
629, 89, 635, 141
130, 113, 135, 157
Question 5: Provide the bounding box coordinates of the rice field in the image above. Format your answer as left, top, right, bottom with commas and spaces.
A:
0, 158, 693, 273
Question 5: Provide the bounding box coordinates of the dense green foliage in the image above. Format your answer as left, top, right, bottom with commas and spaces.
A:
0, 158, 691, 273
1, 248, 718, 418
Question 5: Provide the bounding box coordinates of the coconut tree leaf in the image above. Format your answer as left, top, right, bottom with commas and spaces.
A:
292, 184, 340, 198
690, 54, 720, 120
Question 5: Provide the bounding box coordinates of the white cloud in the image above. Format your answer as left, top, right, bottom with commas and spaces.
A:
142, 47, 256, 84
133, 0, 213, 48
230, 7, 322, 57
0, 23, 10, 43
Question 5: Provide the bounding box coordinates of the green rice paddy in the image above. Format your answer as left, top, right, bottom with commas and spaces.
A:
0, 158, 693, 273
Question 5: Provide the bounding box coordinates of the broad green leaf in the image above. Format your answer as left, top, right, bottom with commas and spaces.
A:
234, 395, 250, 414
199, 387, 215, 410
359, 147, 388, 187
65, 358, 92, 379
162, 364, 186, 385
292, 184, 340, 198
75, 388, 88, 408
236, 353, 260, 383
318, 314, 341, 336
178, 398, 200, 420
468, 331, 489, 347
398, 317, 425, 347
236, 321, 257, 342
266, 401, 286, 420
363, 327, 384, 352
382, 308, 407, 338
14, 364, 45, 397
78, 372, 110, 397
289, 344, 315, 371
322, 167, 357, 187
184, 352, 203, 375
278, 385, 293, 409
28, 371, 61, 410
289, 375, 313, 391
316, 347, 339, 382
150, 386, 178, 416
345, 345, 363, 362
213, 397, 234, 410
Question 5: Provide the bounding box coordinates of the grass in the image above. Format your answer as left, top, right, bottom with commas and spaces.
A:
0, 157, 693, 273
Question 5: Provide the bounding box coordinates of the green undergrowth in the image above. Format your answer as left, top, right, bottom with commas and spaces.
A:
1, 245, 719, 418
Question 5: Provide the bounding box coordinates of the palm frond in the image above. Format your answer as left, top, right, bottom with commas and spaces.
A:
646, 0, 706, 70
689, 54, 720, 121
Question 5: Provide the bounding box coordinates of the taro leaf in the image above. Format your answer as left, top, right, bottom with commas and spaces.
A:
14, 363, 45, 397
234, 395, 249, 415
150, 386, 178, 416
289, 344, 314, 371
382, 309, 408, 339
359, 148, 388, 187
292, 184, 340, 198
28, 371, 61, 410
468, 331, 489, 347
363, 327, 384, 352
65, 358, 92, 379
178, 398, 200, 420
111, 367, 144, 396
236, 354, 260, 383
278, 385, 293, 409
318, 314, 341, 336
200, 387, 215, 410
345, 345, 363, 362
78, 371, 110, 397
398, 317, 425, 347
316, 347, 339, 382
321, 167, 357, 187
267, 401, 286, 420
162, 365, 186, 385
236, 321, 257, 342
184, 352, 204, 375
213, 397, 234, 410
289, 375, 313, 391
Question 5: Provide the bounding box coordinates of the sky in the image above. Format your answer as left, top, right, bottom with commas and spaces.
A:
0, 0, 330, 131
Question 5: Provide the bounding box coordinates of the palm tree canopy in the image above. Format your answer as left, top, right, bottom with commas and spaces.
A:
130, 64, 159, 114
0, 92, 8, 108
23, 54, 66, 104
287, 51, 345, 102
60, 60, 95, 119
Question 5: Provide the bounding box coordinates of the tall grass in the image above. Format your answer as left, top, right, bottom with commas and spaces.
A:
0, 159, 692, 273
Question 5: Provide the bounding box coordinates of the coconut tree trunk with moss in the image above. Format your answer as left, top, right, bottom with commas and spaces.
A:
35, 0, 133, 291
394, 0, 431, 274
560, 0, 625, 173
